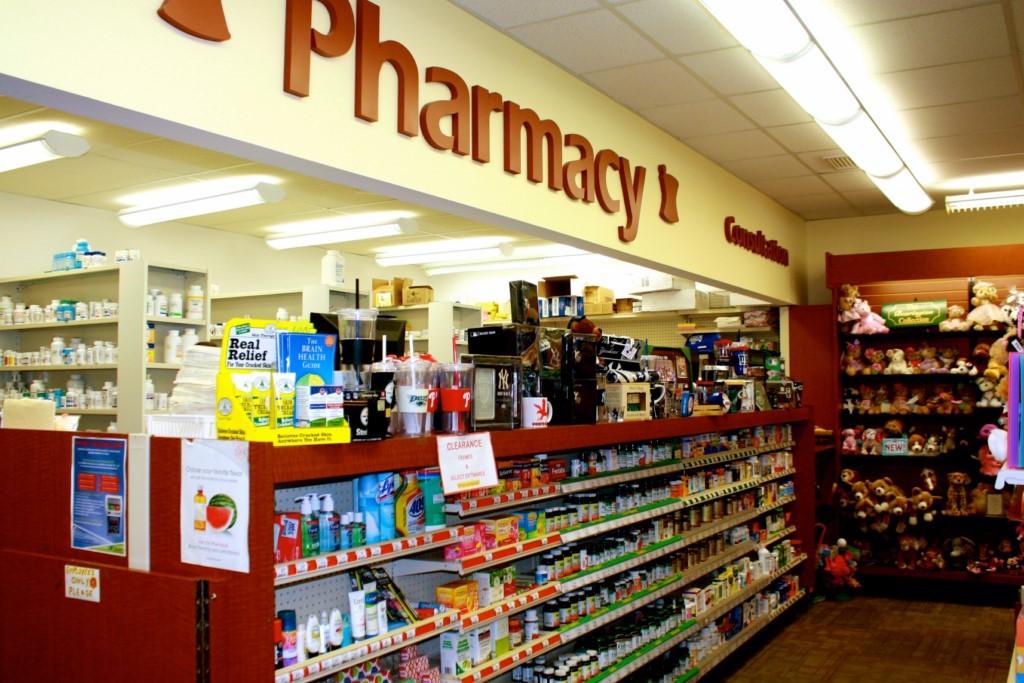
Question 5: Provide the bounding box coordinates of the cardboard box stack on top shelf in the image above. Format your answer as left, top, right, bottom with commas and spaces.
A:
372, 277, 435, 307
630, 275, 709, 312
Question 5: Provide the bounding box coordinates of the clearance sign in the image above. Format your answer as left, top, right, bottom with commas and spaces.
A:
157, 0, 682, 243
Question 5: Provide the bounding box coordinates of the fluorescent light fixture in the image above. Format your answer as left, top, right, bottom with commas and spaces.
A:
0, 130, 90, 173
945, 189, 1024, 214
699, 0, 933, 215
868, 168, 934, 215
423, 253, 601, 276
818, 109, 902, 178
118, 182, 285, 227
265, 218, 419, 250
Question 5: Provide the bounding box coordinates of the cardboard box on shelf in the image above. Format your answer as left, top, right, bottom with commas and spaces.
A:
640, 289, 709, 312
709, 291, 731, 308
615, 297, 639, 313
373, 277, 412, 308
538, 275, 580, 298
630, 274, 694, 294
583, 285, 614, 304
403, 285, 434, 305
584, 301, 613, 315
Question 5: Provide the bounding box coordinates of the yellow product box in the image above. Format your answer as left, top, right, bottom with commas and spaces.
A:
436, 580, 479, 615
476, 516, 519, 550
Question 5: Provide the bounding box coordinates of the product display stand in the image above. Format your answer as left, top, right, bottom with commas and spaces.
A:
0, 408, 812, 682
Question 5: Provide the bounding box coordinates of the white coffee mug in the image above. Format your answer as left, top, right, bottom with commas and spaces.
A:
521, 397, 553, 428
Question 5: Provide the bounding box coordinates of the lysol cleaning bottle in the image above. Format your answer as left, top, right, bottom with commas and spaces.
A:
395, 470, 425, 537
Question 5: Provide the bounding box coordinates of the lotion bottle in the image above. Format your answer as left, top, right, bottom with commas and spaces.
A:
305, 613, 320, 657
328, 608, 344, 650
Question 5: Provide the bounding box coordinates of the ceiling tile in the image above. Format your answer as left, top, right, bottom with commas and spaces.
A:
282, 182, 392, 210
826, 0, 1000, 25
914, 128, 1024, 164
766, 123, 838, 153
795, 151, 857, 174
776, 191, 855, 214
852, 4, 1009, 73
178, 199, 334, 228
1015, 0, 1024, 39
684, 130, 787, 162
583, 59, 714, 110
719, 154, 812, 181
822, 171, 877, 192
842, 188, 899, 215
0, 96, 43, 119
876, 58, 1018, 110
448, 0, 600, 29
680, 48, 778, 96
728, 90, 812, 128
614, 0, 736, 56
0, 156, 176, 201
897, 96, 1024, 139
641, 99, 755, 138
509, 10, 662, 73
98, 139, 248, 176
749, 174, 833, 198
921, 153, 1024, 183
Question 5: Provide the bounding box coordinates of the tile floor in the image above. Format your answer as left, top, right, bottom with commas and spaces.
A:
710, 595, 1016, 683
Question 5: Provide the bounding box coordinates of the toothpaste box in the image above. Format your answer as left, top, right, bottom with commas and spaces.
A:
439, 632, 471, 682
273, 512, 302, 563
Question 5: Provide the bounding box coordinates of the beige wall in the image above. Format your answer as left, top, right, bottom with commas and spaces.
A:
804, 208, 1024, 304
0, 0, 807, 304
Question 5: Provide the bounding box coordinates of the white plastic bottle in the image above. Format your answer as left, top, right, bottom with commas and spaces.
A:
154, 291, 168, 317
144, 376, 155, 410
50, 337, 66, 365
168, 292, 183, 318
321, 250, 346, 286
67, 374, 84, 396
185, 285, 205, 320
29, 377, 45, 398
164, 329, 183, 365
181, 328, 199, 359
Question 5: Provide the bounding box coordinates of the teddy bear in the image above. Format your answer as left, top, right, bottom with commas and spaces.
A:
924, 434, 941, 456
941, 426, 959, 454
895, 534, 921, 569
908, 433, 926, 455
883, 418, 904, 438
850, 480, 872, 502
973, 341, 991, 363
873, 384, 891, 414
942, 536, 977, 570
891, 383, 912, 415
870, 477, 899, 509
929, 386, 956, 415
888, 492, 911, 534
881, 348, 908, 375
862, 347, 887, 375
860, 428, 882, 455
939, 303, 971, 331
966, 482, 993, 516
850, 298, 890, 335
908, 487, 942, 525
956, 386, 975, 415
917, 345, 942, 374
837, 283, 861, 323
853, 496, 876, 533
909, 386, 930, 414
856, 385, 876, 415
840, 468, 861, 486
938, 347, 958, 372
840, 339, 865, 376
840, 428, 858, 455
966, 280, 1007, 330
975, 376, 1000, 408
869, 507, 891, 534
985, 336, 1009, 384
945, 471, 971, 515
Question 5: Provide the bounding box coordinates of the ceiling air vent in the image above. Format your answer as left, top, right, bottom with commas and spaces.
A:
823, 155, 858, 171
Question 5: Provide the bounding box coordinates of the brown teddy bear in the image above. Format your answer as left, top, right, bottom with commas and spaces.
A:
870, 477, 899, 510
889, 492, 911, 534
837, 283, 860, 323
895, 534, 921, 569
850, 480, 872, 502
908, 487, 942, 525
945, 472, 971, 516
908, 433, 926, 455
840, 468, 862, 486
854, 497, 876, 533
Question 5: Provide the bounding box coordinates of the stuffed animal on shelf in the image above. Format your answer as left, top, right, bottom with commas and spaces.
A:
920, 467, 940, 492
909, 386, 930, 414
841, 428, 858, 455
908, 486, 942, 525
870, 477, 899, 510
841, 339, 865, 376
940, 426, 958, 454
924, 434, 941, 456
975, 376, 1000, 408
973, 342, 991, 363
850, 298, 890, 335
840, 468, 862, 486
860, 428, 882, 455
975, 424, 1005, 477
863, 347, 887, 375
842, 387, 859, 415
966, 482, 993, 516
985, 336, 1010, 387
944, 471, 971, 516
837, 284, 861, 323
939, 304, 971, 332
967, 281, 1007, 330
889, 492, 910, 534
949, 358, 977, 376
883, 418, 904, 438
854, 497, 876, 533
857, 385, 876, 415
908, 433, 926, 455
917, 547, 946, 571
884, 348, 912, 375
938, 347, 958, 372
850, 480, 872, 503
891, 383, 912, 415
895, 534, 921, 569
942, 537, 977, 570
874, 384, 891, 414
917, 346, 942, 374
956, 386, 976, 415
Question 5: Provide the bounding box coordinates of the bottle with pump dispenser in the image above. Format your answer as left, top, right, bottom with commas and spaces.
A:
319, 494, 341, 553
295, 496, 320, 557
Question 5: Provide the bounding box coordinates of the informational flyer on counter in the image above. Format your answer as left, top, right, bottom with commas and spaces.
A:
71, 436, 127, 556
180, 439, 250, 573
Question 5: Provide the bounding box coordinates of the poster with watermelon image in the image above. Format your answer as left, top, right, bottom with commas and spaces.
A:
180, 439, 250, 573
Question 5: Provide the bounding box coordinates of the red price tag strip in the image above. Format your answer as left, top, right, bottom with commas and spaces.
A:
459, 634, 563, 683
460, 583, 560, 630
460, 533, 562, 573
456, 485, 561, 515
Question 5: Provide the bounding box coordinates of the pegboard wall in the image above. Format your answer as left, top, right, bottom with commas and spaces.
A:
597, 317, 684, 349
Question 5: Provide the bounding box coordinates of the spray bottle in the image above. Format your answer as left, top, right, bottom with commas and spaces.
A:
295, 496, 320, 557
377, 472, 397, 542
396, 470, 426, 537
356, 475, 381, 544
319, 494, 341, 553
